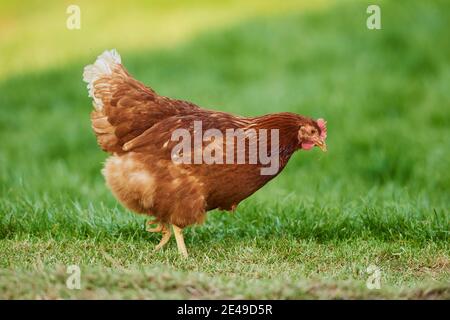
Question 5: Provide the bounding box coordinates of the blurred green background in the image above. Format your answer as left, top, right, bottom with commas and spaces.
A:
0, 0, 449, 299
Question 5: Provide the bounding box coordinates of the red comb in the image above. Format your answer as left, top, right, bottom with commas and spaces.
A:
317, 118, 327, 139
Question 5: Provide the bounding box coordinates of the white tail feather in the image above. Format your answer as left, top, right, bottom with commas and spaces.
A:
83, 49, 122, 110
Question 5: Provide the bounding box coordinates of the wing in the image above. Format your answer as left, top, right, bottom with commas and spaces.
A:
121, 111, 250, 151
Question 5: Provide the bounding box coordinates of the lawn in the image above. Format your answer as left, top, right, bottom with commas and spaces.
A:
0, 0, 449, 299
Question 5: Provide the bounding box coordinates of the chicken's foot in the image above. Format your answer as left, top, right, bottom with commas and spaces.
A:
154, 223, 171, 251
173, 225, 188, 258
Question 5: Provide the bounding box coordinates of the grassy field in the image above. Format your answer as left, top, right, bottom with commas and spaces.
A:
0, 0, 449, 299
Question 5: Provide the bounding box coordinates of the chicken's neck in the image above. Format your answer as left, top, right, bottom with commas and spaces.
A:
247, 112, 303, 173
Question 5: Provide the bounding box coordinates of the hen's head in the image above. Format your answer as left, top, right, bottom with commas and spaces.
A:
298, 118, 327, 152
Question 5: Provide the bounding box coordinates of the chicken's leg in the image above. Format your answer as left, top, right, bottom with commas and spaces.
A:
154, 223, 171, 251
172, 225, 188, 258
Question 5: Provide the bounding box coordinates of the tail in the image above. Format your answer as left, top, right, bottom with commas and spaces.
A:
82, 49, 165, 155
83, 49, 199, 155
83, 49, 122, 110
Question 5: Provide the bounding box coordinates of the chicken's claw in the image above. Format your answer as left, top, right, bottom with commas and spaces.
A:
154, 223, 172, 251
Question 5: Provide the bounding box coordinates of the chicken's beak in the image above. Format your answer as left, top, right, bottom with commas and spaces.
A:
315, 139, 327, 152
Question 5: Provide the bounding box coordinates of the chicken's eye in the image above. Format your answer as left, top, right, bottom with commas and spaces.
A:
310, 129, 316, 135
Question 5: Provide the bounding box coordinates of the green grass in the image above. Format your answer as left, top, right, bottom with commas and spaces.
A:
0, 0, 449, 299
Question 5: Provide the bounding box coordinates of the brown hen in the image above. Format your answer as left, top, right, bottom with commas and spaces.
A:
83, 50, 327, 257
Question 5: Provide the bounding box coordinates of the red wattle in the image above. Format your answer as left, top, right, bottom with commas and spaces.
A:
301, 142, 314, 150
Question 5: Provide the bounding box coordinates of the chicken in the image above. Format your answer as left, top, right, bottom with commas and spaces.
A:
83, 49, 327, 257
